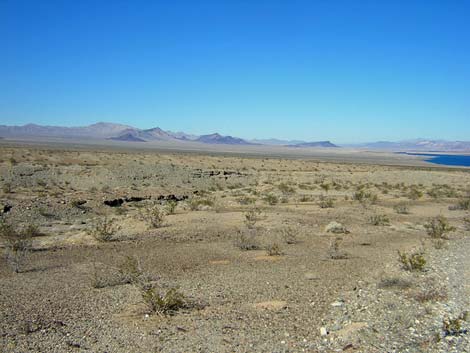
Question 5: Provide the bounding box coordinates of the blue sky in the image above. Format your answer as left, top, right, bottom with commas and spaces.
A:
1, 0, 469, 143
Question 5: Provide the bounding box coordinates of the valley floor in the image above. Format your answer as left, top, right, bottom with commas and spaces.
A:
0, 145, 469, 352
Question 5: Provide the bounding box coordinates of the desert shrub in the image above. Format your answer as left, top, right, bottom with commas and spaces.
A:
0, 220, 33, 273
394, 203, 410, 214
318, 197, 334, 209
263, 193, 279, 205
442, 312, 469, 336
142, 286, 186, 315
449, 198, 470, 211
412, 284, 447, 303
278, 182, 295, 194
188, 197, 214, 211
165, 200, 177, 215
320, 183, 331, 193
464, 217, 470, 231
280, 226, 298, 244
377, 277, 413, 290
328, 237, 348, 259
369, 214, 390, 226
2, 182, 12, 194
398, 249, 426, 271
299, 194, 312, 202
101, 185, 111, 193
407, 188, 423, 200
71, 199, 87, 209
352, 190, 377, 204
427, 184, 458, 199
244, 207, 261, 229
91, 217, 116, 242
235, 229, 260, 250
424, 216, 455, 239
238, 196, 256, 205
265, 242, 283, 256
91, 255, 146, 289
145, 206, 165, 228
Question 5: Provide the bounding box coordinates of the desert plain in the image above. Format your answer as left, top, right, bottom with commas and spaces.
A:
0, 143, 469, 353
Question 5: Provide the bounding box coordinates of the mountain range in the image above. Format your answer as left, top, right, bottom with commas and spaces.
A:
0, 122, 337, 148
1, 123, 469, 151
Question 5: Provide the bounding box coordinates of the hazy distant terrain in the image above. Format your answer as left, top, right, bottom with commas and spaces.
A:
1, 123, 469, 153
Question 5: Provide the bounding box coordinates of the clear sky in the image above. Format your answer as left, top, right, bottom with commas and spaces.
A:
1, 0, 469, 143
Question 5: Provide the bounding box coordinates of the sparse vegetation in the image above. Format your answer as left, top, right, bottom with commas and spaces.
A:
145, 205, 165, 228
352, 190, 377, 204
165, 200, 178, 214
318, 196, 334, 209
280, 226, 298, 244
142, 286, 186, 315
328, 237, 348, 259
442, 312, 469, 336
369, 214, 390, 226
265, 242, 283, 256
394, 203, 410, 214
235, 229, 260, 250
263, 193, 279, 205
91, 217, 116, 242
424, 216, 455, 239
398, 249, 426, 271
0, 220, 33, 272
2, 182, 12, 194
244, 207, 261, 229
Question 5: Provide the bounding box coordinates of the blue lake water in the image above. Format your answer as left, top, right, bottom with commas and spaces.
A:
398, 152, 470, 167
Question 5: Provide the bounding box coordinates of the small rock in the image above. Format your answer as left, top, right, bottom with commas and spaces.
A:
320, 327, 328, 336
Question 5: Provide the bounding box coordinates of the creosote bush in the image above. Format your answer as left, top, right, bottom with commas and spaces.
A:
318, 197, 334, 209
146, 206, 165, 228
369, 214, 390, 226
0, 220, 34, 273
165, 200, 178, 215
398, 249, 426, 272
188, 197, 214, 211
442, 312, 469, 336
424, 216, 455, 239
328, 237, 348, 259
235, 229, 260, 250
263, 193, 279, 205
352, 190, 377, 204
91, 217, 116, 242
265, 242, 283, 256
142, 286, 186, 315
244, 207, 261, 229
394, 203, 410, 214
280, 226, 298, 244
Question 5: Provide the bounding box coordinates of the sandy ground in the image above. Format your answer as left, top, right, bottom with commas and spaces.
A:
0, 144, 469, 352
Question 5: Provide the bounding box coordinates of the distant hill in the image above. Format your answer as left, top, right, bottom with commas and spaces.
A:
0, 122, 133, 139
196, 133, 254, 145
250, 138, 307, 146
0, 122, 342, 147
109, 133, 146, 142
287, 141, 338, 148
352, 139, 470, 152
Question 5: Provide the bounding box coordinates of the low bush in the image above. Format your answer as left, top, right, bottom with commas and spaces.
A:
142, 286, 186, 315
0, 220, 33, 273
265, 242, 283, 256
398, 249, 426, 271
263, 193, 279, 205
369, 214, 390, 226
424, 216, 455, 239
91, 217, 116, 242
235, 229, 260, 250
394, 203, 410, 214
